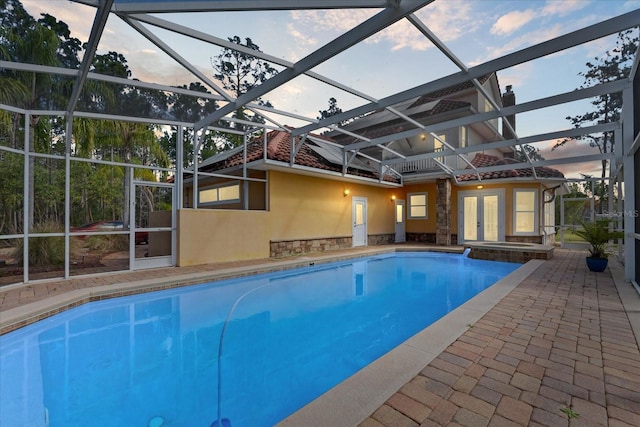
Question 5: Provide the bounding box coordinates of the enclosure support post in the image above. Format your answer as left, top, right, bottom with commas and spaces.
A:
622, 86, 636, 281
64, 115, 73, 279
23, 112, 30, 284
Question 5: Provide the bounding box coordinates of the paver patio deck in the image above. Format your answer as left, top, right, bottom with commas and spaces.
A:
1, 247, 639, 426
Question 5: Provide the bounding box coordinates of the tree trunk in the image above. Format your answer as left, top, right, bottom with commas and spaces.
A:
27, 114, 39, 229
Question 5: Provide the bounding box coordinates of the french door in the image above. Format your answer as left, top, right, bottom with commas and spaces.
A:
458, 190, 504, 242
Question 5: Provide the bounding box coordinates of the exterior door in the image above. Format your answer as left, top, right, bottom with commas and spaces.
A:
352, 197, 368, 247
458, 190, 504, 242
395, 199, 406, 243
132, 181, 175, 270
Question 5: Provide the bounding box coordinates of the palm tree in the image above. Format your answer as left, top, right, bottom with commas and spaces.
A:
73, 117, 169, 227
0, 23, 60, 228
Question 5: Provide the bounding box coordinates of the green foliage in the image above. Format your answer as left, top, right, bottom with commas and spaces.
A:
318, 97, 344, 122
86, 234, 128, 252
211, 35, 278, 147
560, 406, 579, 419
574, 219, 624, 259
554, 30, 638, 186
12, 221, 78, 266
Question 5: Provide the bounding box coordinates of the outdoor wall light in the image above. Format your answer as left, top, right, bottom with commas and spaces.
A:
391, 195, 396, 201
420, 133, 427, 141
344, 189, 350, 197
477, 185, 484, 189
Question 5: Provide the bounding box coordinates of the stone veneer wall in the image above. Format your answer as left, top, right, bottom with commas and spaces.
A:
270, 234, 396, 258
407, 233, 437, 244
368, 233, 395, 246
505, 235, 544, 244
468, 247, 554, 263
436, 178, 452, 245
270, 236, 351, 258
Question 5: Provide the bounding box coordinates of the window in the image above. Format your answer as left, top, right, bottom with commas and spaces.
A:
408, 193, 428, 219
484, 98, 494, 112
544, 198, 555, 236
514, 189, 538, 234
199, 183, 240, 205
459, 126, 467, 148
433, 133, 445, 164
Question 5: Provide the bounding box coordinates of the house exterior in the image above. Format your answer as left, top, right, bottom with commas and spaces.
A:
177, 73, 565, 266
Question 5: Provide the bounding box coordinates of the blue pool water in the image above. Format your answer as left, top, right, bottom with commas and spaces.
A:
0, 252, 519, 427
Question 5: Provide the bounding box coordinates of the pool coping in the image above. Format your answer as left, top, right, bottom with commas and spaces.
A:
0, 246, 464, 334
0, 245, 533, 427
276, 258, 543, 427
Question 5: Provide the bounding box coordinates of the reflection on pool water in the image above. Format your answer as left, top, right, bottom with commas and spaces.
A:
0, 252, 520, 427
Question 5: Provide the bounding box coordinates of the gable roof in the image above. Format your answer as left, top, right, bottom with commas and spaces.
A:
409, 74, 494, 108
456, 153, 565, 182
329, 74, 496, 146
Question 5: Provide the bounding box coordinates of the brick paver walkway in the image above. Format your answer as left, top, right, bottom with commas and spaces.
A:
1, 248, 639, 426
360, 250, 640, 427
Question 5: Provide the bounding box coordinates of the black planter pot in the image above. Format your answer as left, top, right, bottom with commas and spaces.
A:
586, 257, 608, 272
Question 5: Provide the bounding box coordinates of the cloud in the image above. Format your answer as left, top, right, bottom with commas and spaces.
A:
541, 0, 590, 17
290, 1, 478, 52
490, 0, 590, 37
490, 10, 536, 36
286, 22, 317, 45
473, 24, 565, 64
538, 138, 605, 178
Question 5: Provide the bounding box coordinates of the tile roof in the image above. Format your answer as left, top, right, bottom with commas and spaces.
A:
456, 153, 564, 181
333, 98, 471, 144
408, 74, 493, 108
200, 129, 400, 183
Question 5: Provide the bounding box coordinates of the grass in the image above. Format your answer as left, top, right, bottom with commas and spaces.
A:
560, 228, 588, 244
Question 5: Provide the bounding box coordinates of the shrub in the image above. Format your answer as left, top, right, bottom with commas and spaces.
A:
86, 234, 128, 251
12, 222, 79, 267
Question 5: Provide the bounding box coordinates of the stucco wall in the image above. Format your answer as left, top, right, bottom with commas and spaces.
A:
268, 171, 396, 241
177, 208, 270, 265
403, 182, 438, 233
177, 171, 399, 265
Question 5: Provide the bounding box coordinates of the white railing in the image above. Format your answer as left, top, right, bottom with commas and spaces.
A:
394, 148, 458, 173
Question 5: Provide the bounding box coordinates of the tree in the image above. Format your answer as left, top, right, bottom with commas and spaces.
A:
164, 82, 220, 167
514, 144, 544, 163
0, 20, 61, 228
318, 97, 344, 124
211, 36, 278, 146
553, 30, 638, 210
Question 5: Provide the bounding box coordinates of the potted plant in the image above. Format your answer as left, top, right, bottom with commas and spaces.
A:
574, 219, 624, 272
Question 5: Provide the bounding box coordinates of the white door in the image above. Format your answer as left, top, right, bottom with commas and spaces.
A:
395, 199, 406, 243
458, 190, 504, 242
352, 197, 367, 247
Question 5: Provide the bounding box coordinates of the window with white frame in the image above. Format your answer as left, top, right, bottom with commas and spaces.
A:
514, 189, 538, 234
199, 183, 240, 205
408, 192, 428, 219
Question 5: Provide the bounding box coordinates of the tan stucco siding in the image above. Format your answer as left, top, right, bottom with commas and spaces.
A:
268, 171, 396, 240
403, 183, 438, 233
177, 208, 270, 265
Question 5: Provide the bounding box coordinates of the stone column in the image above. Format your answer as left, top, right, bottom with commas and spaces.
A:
436, 178, 451, 246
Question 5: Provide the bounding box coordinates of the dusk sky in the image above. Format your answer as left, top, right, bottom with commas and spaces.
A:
21, 0, 640, 178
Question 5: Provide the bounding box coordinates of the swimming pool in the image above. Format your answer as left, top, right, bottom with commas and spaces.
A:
0, 251, 520, 427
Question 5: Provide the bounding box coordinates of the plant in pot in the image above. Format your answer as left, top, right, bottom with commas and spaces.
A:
574, 219, 624, 272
